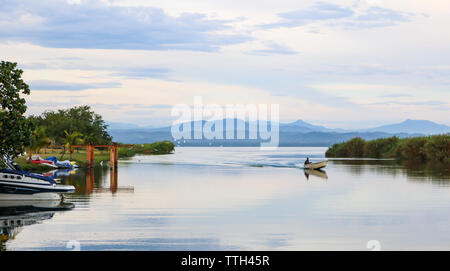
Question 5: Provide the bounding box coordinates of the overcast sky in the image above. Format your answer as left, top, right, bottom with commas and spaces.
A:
2, 0, 449, 128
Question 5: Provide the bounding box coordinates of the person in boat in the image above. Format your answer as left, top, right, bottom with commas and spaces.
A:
304, 157, 312, 165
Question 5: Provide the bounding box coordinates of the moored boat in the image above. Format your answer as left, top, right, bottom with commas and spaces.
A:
0, 156, 75, 200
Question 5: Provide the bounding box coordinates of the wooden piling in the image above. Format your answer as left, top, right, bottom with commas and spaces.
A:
114, 144, 119, 168
86, 145, 92, 168
90, 145, 95, 167
71, 143, 133, 168
109, 145, 115, 168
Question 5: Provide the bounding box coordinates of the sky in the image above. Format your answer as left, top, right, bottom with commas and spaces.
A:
1, 0, 449, 129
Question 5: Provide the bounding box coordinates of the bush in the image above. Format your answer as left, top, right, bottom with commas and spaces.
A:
119, 141, 175, 156
325, 137, 365, 158
325, 143, 341, 157
397, 137, 428, 161
364, 137, 399, 158
326, 135, 449, 163
343, 137, 366, 157
425, 135, 450, 162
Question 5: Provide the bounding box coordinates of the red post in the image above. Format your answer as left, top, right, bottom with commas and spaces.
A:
109, 145, 115, 168
114, 144, 119, 168
86, 145, 91, 168
90, 145, 95, 166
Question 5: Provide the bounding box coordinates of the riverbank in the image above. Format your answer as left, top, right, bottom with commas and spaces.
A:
325, 135, 450, 163
15, 141, 175, 172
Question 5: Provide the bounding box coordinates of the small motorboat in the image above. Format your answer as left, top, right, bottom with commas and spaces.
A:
28, 155, 58, 168
28, 155, 78, 169
304, 160, 328, 170
0, 156, 75, 201
44, 156, 78, 169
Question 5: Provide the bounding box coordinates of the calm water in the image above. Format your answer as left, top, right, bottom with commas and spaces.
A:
2, 147, 450, 251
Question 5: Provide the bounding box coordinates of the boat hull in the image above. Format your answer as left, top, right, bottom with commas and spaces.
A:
0, 192, 62, 201
304, 160, 328, 170
0, 169, 75, 201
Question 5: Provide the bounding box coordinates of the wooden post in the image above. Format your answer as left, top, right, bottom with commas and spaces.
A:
114, 144, 119, 168
109, 145, 116, 168
86, 145, 91, 168
86, 145, 95, 168
90, 145, 95, 167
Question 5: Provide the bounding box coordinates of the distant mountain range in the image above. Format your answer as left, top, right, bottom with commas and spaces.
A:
107, 119, 450, 146
361, 119, 450, 134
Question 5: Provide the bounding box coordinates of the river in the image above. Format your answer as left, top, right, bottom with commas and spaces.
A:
2, 147, 450, 250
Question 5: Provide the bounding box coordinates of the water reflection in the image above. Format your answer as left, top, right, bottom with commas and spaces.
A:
330, 159, 450, 183
0, 200, 73, 251
58, 166, 134, 195
304, 169, 328, 180
3, 147, 450, 251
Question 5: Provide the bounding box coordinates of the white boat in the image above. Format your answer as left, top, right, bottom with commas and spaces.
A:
304, 160, 328, 170
0, 156, 75, 201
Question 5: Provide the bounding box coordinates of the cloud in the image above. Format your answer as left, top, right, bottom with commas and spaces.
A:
378, 94, 413, 98
262, 2, 354, 29
0, 0, 251, 52
261, 2, 414, 29
29, 80, 122, 91
110, 67, 172, 80
21, 60, 174, 80
340, 6, 412, 29
368, 100, 447, 106
247, 42, 298, 56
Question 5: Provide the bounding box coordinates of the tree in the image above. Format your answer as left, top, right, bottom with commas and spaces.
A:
0, 61, 33, 165
63, 130, 84, 160
27, 126, 51, 159
32, 105, 112, 145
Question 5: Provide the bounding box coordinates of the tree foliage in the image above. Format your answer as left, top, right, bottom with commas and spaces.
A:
326, 135, 450, 163
30, 105, 112, 146
0, 61, 33, 160
27, 126, 51, 157
63, 130, 84, 159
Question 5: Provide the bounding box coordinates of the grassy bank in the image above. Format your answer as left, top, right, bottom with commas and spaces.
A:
15, 141, 175, 173
118, 141, 175, 157
325, 135, 450, 163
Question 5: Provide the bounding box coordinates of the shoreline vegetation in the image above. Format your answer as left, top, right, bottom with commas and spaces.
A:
15, 141, 175, 173
325, 135, 450, 163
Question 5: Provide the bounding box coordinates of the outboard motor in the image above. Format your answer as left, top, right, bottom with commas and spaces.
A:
2, 155, 22, 170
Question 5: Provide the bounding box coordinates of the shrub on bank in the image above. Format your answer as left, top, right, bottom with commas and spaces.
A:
364, 137, 399, 158
326, 134, 450, 163
425, 135, 450, 162
325, 137, 366, 158
397, 137, 428, 161
118, 141, 175, 157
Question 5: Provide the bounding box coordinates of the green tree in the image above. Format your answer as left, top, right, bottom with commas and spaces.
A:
63, 130, 84, 160
0, 61, 33, 165
27, 126, 51, 159
398, 137, 428, 161
34, 105, 112, 145
364, 137, 399, 158
425, 135, 450, 162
